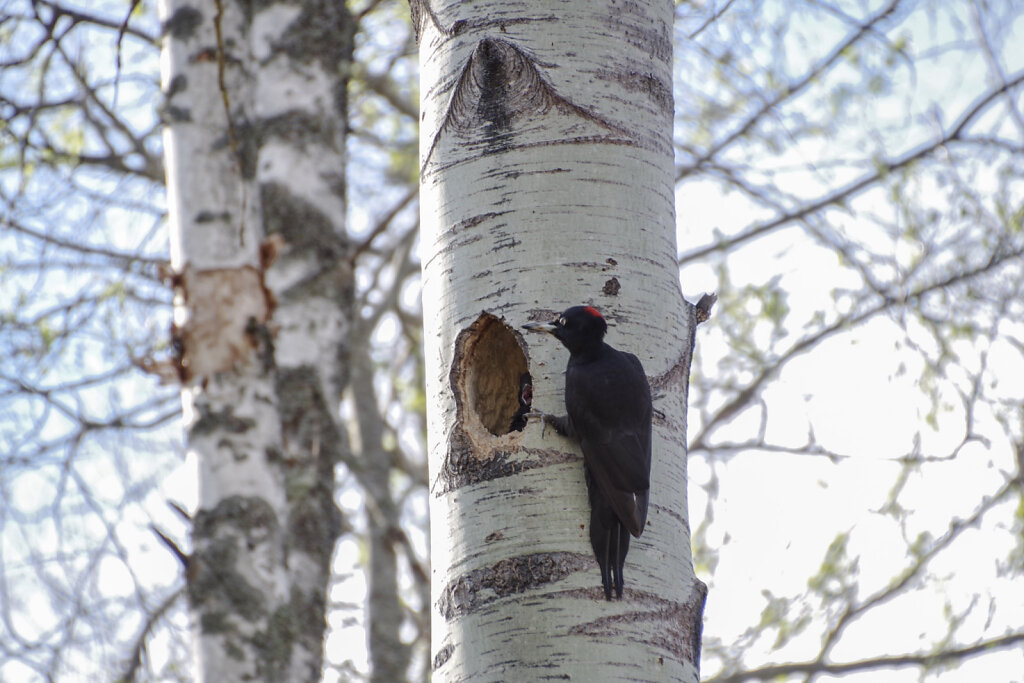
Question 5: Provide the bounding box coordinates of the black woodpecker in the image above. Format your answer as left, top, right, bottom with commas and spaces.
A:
522, 305, 652, 599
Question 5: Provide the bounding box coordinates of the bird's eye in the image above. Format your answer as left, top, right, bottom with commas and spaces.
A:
558, 317, 567, 326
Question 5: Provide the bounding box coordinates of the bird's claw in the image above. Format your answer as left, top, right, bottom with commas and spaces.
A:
524, 410, 550, 438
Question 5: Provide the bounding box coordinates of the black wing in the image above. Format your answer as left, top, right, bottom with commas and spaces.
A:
566, 346, 652, 538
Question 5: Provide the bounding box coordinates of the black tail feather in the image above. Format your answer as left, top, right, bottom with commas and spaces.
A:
586, 465, 632, 599
614, 521, 630, 598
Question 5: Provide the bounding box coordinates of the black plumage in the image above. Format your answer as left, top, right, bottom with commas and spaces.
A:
523, 306, 652, 599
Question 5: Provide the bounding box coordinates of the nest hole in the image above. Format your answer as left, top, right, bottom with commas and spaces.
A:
454, 313, 529, 436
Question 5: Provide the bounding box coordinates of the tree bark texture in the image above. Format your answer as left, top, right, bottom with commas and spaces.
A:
160, 0, 353, 680
416, 1, 706, 681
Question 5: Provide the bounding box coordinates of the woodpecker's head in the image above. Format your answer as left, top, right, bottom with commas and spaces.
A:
523, 305, 607, 355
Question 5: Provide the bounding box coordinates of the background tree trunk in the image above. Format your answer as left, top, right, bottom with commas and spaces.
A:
161, 1, 353, 679
349, 342, 413, 681
415, 0, 706, 680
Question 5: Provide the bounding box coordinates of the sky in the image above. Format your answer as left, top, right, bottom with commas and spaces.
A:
674, 2, 1024, 679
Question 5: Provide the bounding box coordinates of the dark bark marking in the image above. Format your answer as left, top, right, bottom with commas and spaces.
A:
432, 642, 454, 671
441, 211, 511, 243
648, 348, 690, 394
425, 135, 640, 176
259, 110, 340, 147
437, 552, 594, 620
559, 260, 617, 271
266, 0, 354, 119
602, 277, 621, 296
685, 578, 708, 674
497, 166, 571, 180
191, 404, 256, 436
165, 74, 188, 98
479, 285, 514, 302
190, 496, 280, 622
260, 182, 351, 285
604, 12, 672, 65
195, 210, 232, 224
422, 37, 635, 174
595, 68, 673, 115
194, 495, 280, 545
162, 105, 192, 122
567, 579, 708, 666
276, 365, 348, 469
244, 316, 275, 372
230, 117, 260, 180
162, 5, 202, 40
475, 39, 515, 137
253, 586, 327, 681
287, 484, 345, 564
274, 0, 354, 71
489, 232, 521, 251
274, 361, 347, 586
408, 0, 469, 43
452, 233, 484, 250
648, 502, 689, 532
437, 437, 580, 494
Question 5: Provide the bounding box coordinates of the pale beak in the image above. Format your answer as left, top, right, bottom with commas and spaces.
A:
522, 320, 558, 334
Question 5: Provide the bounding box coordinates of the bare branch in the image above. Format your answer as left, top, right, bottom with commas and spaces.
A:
708, 631, 1024, 682
677, 0, 903, 180
679, 69, 1024, 266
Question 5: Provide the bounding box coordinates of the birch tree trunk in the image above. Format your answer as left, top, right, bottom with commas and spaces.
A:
415, 0, 706, 680
160, 1, 353, 679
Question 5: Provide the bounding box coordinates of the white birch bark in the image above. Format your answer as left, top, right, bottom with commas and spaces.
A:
416, 0, 706, 680
160, 1, 352, 679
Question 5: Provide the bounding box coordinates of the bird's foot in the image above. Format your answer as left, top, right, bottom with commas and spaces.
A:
524, 410, 551, 438
526, 411, 571, 438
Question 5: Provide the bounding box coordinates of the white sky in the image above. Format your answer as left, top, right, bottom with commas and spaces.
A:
669, 2, 1024, 678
